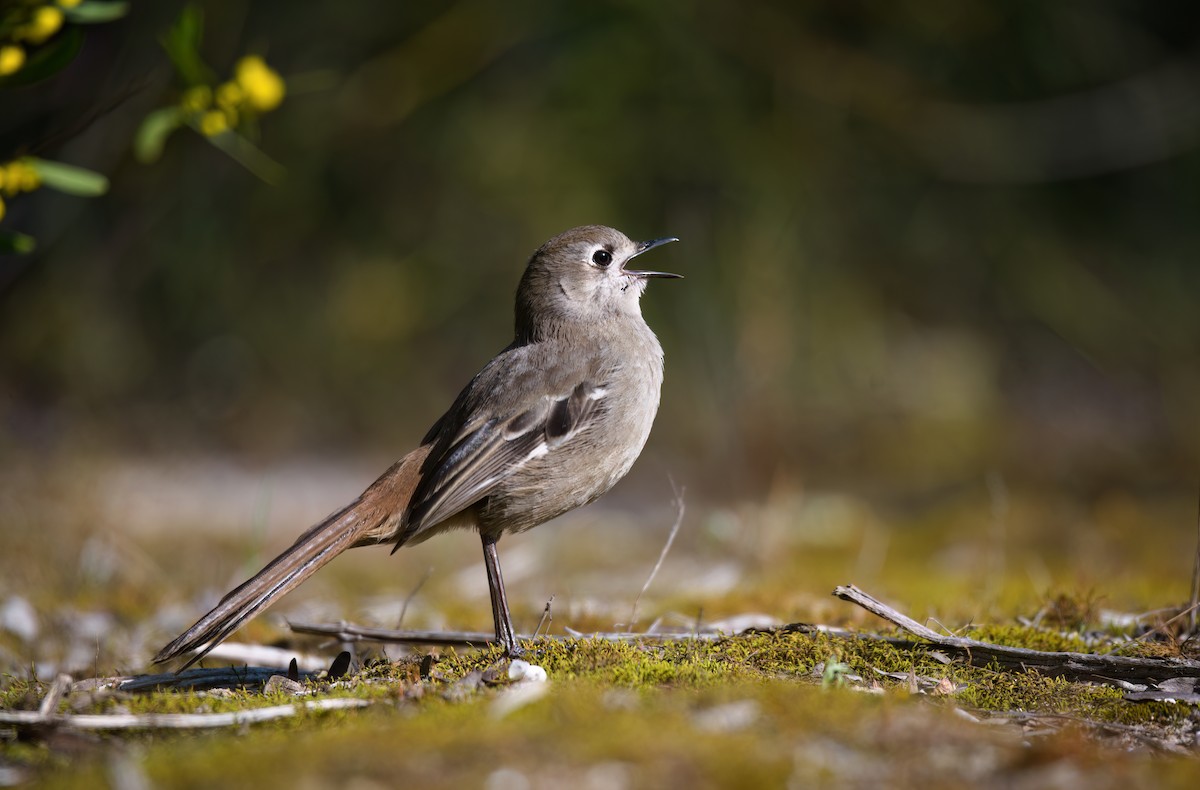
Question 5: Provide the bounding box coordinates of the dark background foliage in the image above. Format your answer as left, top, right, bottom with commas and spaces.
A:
3, 0, 1199, 507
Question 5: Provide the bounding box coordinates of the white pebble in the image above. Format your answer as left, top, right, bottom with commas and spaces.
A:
507, 659, 548, 683
1, 596, 38, 642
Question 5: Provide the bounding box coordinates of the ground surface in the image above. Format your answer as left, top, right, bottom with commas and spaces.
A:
2, 457, 1199, 788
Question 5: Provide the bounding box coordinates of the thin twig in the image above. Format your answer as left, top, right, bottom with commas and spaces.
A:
290, 623, 500, 647
629, 481, 685, 629
534, 596, 554, 637
287, 620, 788, 646
0, 698, 371, 731
397, 567, 434, 629
1107, 602, 1200, 654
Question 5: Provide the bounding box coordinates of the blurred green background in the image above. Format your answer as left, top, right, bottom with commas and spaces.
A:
3, 0, 1199, 515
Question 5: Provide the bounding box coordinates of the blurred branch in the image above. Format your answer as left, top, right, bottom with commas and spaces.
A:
710, 5, 1200, 182
342, 0, 554, 128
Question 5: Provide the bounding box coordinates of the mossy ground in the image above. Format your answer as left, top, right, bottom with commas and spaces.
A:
4, 628, 1198, 788
3, 463, 1200, 786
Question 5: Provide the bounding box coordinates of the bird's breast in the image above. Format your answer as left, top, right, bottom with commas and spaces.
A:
478, 323, 665, 535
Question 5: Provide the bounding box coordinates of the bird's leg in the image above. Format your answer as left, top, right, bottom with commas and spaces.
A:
481, 532, 524, 658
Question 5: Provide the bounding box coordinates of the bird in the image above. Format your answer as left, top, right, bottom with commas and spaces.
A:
154, 225, 680, 668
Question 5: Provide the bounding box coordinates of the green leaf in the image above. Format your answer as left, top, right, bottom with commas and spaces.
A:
161, 4, 213, 86
204, 130, 287, 185
26, 158, 109, 197
0, 230, 36, 255
64, 1, 130, 24
134, 107, 185, 163
0, 27, 83, 87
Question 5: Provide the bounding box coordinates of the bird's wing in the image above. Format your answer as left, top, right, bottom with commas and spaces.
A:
399, 379, 605, 542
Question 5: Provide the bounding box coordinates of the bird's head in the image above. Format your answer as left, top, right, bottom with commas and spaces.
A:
515, 225, 680, 340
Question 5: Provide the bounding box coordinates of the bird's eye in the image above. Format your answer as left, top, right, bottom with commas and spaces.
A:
592, 249, 613, 267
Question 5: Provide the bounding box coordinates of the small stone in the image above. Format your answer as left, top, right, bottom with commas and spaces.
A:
1, 596, 38, 642
263, 675, 305, 696
692, 700, 759, 733
507, 659, 548, 683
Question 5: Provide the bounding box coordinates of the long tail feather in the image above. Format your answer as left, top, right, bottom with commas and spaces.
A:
154, 447, 430, 669
153, 504, 375, 669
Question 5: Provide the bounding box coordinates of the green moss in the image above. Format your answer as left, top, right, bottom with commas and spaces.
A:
422, 632, 1192, 731
3, 630, 1197, 788
965, 624, 1095, 653
23, 674, 1197, 790
0, 676, 43, 711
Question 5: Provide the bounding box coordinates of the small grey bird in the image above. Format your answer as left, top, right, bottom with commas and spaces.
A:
154, 225, 680, 667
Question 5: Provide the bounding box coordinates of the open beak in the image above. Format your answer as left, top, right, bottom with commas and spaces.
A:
625, 236, 682, 279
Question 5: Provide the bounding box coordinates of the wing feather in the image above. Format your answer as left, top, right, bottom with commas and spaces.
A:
401, 381, 604, 542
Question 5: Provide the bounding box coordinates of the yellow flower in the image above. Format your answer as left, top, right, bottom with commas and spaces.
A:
16, 161, 41, 191
2, 163, 26, 195
198, 110, 229, 137
215, 80, 243, 109
234, 55, 285, 112
0, 45, 25, 76
1, 161, 41, 195
57, 0, 83, 8
0, 196, 6, 222
180, 85, 212, 114
24, 6, 65, 45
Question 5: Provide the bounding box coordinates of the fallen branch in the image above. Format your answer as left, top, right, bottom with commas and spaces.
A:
286, 620, 834, 646
122, 666, 318, 692
834, 584, 1200, 685
0, 698, 371, 731
38, 674, 71, 717
70, 666, 322, 694
289, 623, 502, 647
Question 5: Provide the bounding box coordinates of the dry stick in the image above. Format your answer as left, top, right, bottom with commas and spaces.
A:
289, 623, 502, 647
0, 698, 371, 731
396, 567, 434, 629
288, 617, 877, 647
37, 675, 71, 718
288, 612, 894, 650
1108, 601, 1200, 655
534, 595, 555, 637
833, 584, 1200, 685
108, 666, 321, 693
629, 482, 686, 630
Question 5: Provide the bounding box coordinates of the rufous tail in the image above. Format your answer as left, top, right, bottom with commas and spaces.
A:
153, 447, 429, 669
